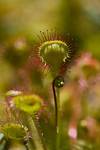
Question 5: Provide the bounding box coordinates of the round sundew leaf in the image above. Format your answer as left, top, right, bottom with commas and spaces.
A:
0, 123, 27, 141
13, 95, 42, 114
35, 31, 78, 78
39, 40, 69, 77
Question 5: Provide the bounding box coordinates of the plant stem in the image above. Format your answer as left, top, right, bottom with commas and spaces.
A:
56, 88, 61, 150
52, 80, 58, 130
8, 140, 27, 150
24, 141, 33, 150
27, 115, 45, 150
52, 81, 61, 150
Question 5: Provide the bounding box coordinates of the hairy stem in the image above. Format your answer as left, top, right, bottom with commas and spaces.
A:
27, 115, 45, 150
24, 141, 33, 150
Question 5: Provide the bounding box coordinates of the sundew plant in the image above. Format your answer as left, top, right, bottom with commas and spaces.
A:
0, 30, 100, 150
0, 0, 100, 149
0, 30, 78, 150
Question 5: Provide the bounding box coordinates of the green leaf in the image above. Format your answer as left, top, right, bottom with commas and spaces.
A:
0, 123, 28, 141
13, 94, 42, 115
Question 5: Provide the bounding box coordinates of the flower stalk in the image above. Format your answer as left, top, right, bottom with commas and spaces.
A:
27, 115, 45, 150
52, 76, 64, 150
